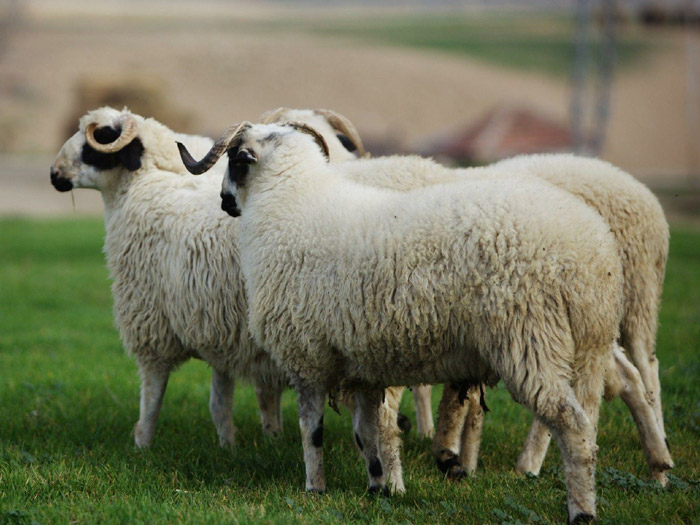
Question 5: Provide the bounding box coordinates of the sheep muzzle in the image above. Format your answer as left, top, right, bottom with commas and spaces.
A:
50, 166, 73, 192
220, 193, 240, 217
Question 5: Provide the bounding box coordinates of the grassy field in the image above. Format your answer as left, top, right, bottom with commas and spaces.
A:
298, 13, 651, 76
0, 217, 698, 524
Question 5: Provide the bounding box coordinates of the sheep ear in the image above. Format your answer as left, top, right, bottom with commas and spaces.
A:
118, 138, 144, 171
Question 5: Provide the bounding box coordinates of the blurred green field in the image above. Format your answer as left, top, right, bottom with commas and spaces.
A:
0, 217, 698, 524
299, 13, 651, 76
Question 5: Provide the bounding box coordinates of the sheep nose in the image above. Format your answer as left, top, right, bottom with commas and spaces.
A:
220, 193, 240, 217
50, 166, 73, 192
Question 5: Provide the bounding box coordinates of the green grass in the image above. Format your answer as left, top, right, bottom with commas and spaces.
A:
1, 217, 698, 524
297, 13, 650, 76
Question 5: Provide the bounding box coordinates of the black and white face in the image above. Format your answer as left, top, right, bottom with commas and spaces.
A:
219, 125, 284, 218
50, 121, 144, 193
218, 123, 328, 218
219, 138, 256, 217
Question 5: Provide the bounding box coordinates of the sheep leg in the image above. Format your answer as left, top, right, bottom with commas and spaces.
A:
296, 383, 327, 493
411, 384, 435, 438
458, 384, 484, 475
353, 389, 388, 495
622, 313, 668, 445
254, 381, 284, 436
432, 383, 470, 479
648, 353, 666, 439
134, 361, 170, 448
629, 340, 668, 446
516, 418, 552, 476
605, 346, 673, 485
209, 369, 236, 448
536, 384, 600, 524
378, 388, 406, 494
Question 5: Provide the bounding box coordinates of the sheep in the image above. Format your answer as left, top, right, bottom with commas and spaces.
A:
332, 153, 673, 484
48, 106, 371, 450
178, 122, 626, 522
50, 106, 286, 449
260, 108, 436, 440
495, 154, 670, 464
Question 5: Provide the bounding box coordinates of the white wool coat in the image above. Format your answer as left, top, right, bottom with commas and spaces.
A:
234, 133, 625, 417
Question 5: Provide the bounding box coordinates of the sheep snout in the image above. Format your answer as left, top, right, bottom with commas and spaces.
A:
220, 193, 240, 217
50, 166, 73, 192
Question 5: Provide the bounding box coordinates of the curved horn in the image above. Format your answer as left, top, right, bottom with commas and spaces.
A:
257, 107, 291, 125
288, 121, 330, 160
85, 115, 138, 153
314, 108, 366, 157
177, 122, 251, 175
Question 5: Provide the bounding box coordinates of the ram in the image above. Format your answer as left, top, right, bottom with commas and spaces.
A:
180, 122, 627, 522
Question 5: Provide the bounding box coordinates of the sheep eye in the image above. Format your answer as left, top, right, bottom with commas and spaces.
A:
337, 134, 356, 152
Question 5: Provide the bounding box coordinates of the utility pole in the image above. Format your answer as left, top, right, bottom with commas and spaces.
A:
571, 0, 618, 156
686, 0, 700, 188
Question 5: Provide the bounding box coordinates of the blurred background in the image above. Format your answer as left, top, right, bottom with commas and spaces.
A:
0, 0, 698, 222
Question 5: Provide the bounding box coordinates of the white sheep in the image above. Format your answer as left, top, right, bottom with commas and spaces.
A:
179, 122, 626, 522
50, 106, 413, 493
437, 154, 672, 484
50, 106, 285, 449
259, 108, 436, 440
333, 153, 673, 484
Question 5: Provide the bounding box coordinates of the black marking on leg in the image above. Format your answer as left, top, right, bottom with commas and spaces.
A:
311, 416, 323, 448
479, 383, 490, 413
571, 513, 596, 524
457, 384, 468, 406
369, 456, 383, 478
397, 413, 412, 433
355, 433, 363, 451
436, 451, 461, 474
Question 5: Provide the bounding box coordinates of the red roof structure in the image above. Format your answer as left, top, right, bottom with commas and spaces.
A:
423, 105, 573, 165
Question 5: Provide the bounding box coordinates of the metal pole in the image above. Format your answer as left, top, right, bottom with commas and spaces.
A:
590, 0, 617, 155
571, 0, 593, 153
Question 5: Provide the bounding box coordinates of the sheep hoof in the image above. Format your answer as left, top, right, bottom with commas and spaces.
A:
305, 488, 326, 496
436, 451, 461, 475
570, 512, 596, 524
397, 413, 412, 433
447, 466, 468, 480
651, 469, 670, 488
133, 427, 153, 449
368, 485, 390, 498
